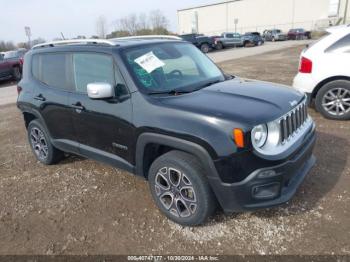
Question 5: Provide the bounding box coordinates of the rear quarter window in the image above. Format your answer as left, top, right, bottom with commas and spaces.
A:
32, 53, 72, 90
325, 33, 350, 53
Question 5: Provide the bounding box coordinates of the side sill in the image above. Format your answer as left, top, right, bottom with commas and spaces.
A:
52, 139, 135, 174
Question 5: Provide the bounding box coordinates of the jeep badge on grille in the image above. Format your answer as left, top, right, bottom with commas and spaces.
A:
289, 100, 298, 107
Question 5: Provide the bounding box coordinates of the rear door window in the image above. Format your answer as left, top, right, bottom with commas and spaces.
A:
32, 53, 72, 90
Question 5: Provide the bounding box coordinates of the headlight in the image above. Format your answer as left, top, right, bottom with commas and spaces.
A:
251, 124, 268, 148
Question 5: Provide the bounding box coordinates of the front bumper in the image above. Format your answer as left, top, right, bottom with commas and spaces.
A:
209, 125, 316, 212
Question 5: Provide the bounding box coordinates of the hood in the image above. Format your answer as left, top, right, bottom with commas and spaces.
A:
158, 78, 305, 127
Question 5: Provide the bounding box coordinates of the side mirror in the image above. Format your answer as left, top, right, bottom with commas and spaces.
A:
87, 82, 114, 99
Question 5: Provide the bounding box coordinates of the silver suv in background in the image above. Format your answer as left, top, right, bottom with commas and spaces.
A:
263, 29, 287, 41
214, 32, 243, 50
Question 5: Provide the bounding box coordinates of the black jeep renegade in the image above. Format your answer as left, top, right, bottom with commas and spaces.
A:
17, 38, 316, 226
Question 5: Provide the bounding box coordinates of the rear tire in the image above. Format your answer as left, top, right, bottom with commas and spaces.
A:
200, 43, 210, 53
215, 42, 223, 50
148, 150, 217, 226
27, 120, 64, 165
12, 66, 21, 81
315, 80, 350, 120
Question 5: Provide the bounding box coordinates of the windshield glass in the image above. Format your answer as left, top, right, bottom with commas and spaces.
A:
121, 42, 225, 93
3, 51, 18, 59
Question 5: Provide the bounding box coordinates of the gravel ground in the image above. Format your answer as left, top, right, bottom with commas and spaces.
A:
0, 80, 17, 106
0, 44, 349, 255
208, 39, 312, 63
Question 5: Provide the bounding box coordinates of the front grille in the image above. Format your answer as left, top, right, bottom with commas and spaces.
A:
279, 101, 308, 144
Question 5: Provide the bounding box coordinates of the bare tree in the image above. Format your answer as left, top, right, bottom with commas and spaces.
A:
149, 9, 168, 32
117, 14, 139, 35
96, 15, 107, 38
0, 41, 16, 52
138, 13, 148, 30
17, 42, 30, 49
31, 38, 46, 46
110, 9, 170, 37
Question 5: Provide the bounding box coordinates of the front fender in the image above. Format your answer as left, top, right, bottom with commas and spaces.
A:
135, 133, 220, 180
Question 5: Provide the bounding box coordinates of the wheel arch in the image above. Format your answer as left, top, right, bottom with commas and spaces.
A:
135, 133, 219, 180
312, 76, 350, 99
243, 40, 251, 46
215, 41, 224, 48
20, 109, 52, 137
23, 111, 37, 128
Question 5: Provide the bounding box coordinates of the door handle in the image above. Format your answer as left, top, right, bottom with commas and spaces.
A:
34, 94, 46, 101
71, 102, 85, 111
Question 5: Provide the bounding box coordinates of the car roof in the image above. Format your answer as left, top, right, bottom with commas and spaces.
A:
326, 24, 350, 33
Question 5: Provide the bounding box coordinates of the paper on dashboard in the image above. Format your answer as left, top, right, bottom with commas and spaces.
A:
134, 51, 165, 73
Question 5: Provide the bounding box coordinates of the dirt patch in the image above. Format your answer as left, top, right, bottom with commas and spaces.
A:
0, 45, 349, 255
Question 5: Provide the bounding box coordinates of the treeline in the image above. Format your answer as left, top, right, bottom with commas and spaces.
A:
0, 41, 16, 52
0, 38, 46, 52
98, 10, 171, 39
1, 9, 171, 52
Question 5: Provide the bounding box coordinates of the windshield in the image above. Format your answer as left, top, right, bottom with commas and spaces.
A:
3, 51, 18, 59
121, 42, 225, 93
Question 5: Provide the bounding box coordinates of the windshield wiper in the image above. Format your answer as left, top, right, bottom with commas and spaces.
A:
148, 89, 191, 96
148, 79, 226, 96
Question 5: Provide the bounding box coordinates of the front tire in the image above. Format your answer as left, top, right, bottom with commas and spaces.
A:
148, 150, 217, 226
315, 80, 350, 120
28, 120, 64, 165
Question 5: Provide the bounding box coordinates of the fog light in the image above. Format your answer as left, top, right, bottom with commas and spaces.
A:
257, 170, 276, 178
252, 182, 280, 199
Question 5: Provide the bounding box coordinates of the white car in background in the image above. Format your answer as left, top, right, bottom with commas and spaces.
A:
293, 25, 350, 120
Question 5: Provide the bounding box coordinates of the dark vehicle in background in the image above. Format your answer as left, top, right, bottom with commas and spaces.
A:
242, 32, 264, 47
263, 29, 287, 41
0, 49, 26, 81
213, 32, 244, 49
179, 33, 215, 53
17, 38, 316, 226
288, 28, 312, 40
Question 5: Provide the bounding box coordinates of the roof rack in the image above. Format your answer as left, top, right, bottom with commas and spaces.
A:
32, 39, 116, 49
113, 35, 182, 41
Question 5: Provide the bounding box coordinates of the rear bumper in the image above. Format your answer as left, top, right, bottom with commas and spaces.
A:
209, 125, 316, 212
293, 73, 316, 94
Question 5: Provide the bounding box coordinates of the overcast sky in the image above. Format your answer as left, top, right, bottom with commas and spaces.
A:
0, 0, 216, 43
